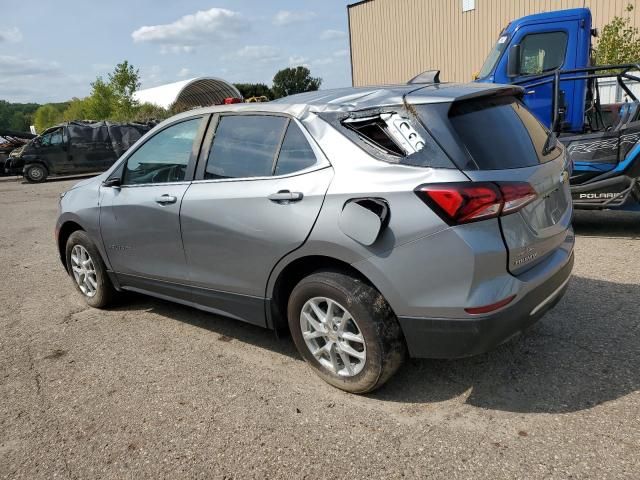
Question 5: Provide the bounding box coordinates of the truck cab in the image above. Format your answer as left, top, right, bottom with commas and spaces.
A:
474, 7, 640, 211
476, 8, 592, 133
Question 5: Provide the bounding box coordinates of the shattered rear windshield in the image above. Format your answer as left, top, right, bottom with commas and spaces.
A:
319, 106, 454, 168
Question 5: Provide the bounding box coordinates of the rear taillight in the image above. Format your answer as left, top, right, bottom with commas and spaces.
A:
415, 181, 537, 225
499, 182, 537, 214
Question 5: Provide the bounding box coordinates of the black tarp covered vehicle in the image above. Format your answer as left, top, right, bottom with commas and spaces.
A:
5, 121, 155, 182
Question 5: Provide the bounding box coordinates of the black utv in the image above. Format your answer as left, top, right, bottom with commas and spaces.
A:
5, 121, 154, 183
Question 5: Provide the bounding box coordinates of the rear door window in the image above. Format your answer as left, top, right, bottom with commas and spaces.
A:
205, 115, 288, 179
274, 122, 318, 176
445, 96, 561, 169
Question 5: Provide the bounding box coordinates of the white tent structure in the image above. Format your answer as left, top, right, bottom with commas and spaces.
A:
133, 77, 242, 111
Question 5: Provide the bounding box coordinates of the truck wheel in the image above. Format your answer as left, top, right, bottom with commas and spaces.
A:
288, 270, 406, 393
65, 231, 117, 308
24, 164, 48, 183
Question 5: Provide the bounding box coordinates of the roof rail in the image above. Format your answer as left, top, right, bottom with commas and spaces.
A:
408, 70, 441, 85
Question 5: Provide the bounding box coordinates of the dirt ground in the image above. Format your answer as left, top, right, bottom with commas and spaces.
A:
0, 176, 638, 479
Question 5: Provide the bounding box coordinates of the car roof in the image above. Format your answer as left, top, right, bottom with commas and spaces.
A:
172, 82, 522, 121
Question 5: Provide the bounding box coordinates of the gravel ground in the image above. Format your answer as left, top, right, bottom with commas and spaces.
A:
0, 176, 638, 479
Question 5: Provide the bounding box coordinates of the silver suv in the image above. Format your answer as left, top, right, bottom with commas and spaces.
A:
56, 83, 574, 393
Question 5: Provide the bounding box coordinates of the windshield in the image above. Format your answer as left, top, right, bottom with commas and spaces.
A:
478, 34, 509, 79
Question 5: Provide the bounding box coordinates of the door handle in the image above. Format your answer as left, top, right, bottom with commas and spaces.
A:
268, 190, 304, 203
155, 194, 177, 205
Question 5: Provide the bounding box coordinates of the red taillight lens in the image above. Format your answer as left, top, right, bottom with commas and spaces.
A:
499, 182, 537, 214
415, 181, 537, 225
224, 97, 243, 104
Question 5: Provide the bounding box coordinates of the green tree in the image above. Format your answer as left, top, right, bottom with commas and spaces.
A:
594, 4, 640, 66
86, 77, 115, 120
233, 83, 273, 100
132, 103, 170, 123
62, 97, 91, 122
0, 100, 39, 132
33, 104, 64, 132
108, 60, 141, 120
9, 111, 29, 131
271, 66, 322, 99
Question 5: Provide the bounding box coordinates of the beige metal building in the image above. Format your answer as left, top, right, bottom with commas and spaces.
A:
348, 0, 640, 86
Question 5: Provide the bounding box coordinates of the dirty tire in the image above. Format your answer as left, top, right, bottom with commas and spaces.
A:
65, 230, 117, 308
288, 270, 406, 394
24, 164, 48, 183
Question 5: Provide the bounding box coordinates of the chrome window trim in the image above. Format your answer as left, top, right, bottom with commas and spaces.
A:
190, 164, 332, 185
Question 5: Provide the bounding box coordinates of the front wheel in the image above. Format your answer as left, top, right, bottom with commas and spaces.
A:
288, 270, 406, 393
65, 231, 117, 308
24, 164, 48, 183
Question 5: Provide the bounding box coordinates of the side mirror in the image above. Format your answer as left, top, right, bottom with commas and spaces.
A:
103, 176, 122, 188
507, 44, 521, 78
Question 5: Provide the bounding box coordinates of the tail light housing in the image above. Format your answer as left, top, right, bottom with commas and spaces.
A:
415, 181, 537, 225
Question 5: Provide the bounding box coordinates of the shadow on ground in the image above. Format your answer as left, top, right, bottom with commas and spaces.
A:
572, 210, 640, 238
113, 275, 639, 414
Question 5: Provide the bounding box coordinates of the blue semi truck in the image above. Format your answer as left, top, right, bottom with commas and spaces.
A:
474, 7, 640, 211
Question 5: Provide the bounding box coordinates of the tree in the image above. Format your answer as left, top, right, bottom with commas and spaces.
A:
33, 104, 64, 132
0, 100, 39, 132
594, 4, 640, 66
108, 60, 141, 120
132, 103, 170, 123
86, 77, 115, 120
62, 98, 91, 122
271, 66, 322, 99
233, 83, 273, 100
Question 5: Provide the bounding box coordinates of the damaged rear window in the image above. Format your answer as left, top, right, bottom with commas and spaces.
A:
319, 107, 454, 168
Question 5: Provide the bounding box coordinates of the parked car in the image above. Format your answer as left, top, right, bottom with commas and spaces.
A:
56, 83, 574, 393
6, 121, 154, 183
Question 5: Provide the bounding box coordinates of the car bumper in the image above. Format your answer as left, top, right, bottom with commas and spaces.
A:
398, 251, 574, 359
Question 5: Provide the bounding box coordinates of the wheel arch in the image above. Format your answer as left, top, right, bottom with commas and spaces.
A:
57, 220, 85, 269
267, 254, 385, 331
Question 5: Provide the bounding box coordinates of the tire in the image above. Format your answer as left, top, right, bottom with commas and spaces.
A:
288, 270, 406, 393
65, 230, 117, 308
24, 164, 48, 183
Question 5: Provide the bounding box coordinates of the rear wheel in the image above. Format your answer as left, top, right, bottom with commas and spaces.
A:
288, 270, 406, 393
24, 164, 47, 183
65, 231, 117, 308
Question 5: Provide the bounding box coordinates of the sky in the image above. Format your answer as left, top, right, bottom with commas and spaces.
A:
0, 0, 353, 104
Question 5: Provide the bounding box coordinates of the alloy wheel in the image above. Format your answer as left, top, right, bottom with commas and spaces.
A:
300, 297, 366, 377
70, 245, 98, 297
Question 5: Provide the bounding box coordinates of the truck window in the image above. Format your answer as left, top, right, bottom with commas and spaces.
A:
41, 128, 64, 146
519, 31, 567, 75
478, 34, 509, 79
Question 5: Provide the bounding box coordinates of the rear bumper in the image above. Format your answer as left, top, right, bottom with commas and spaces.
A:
398, 252, 574, 359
